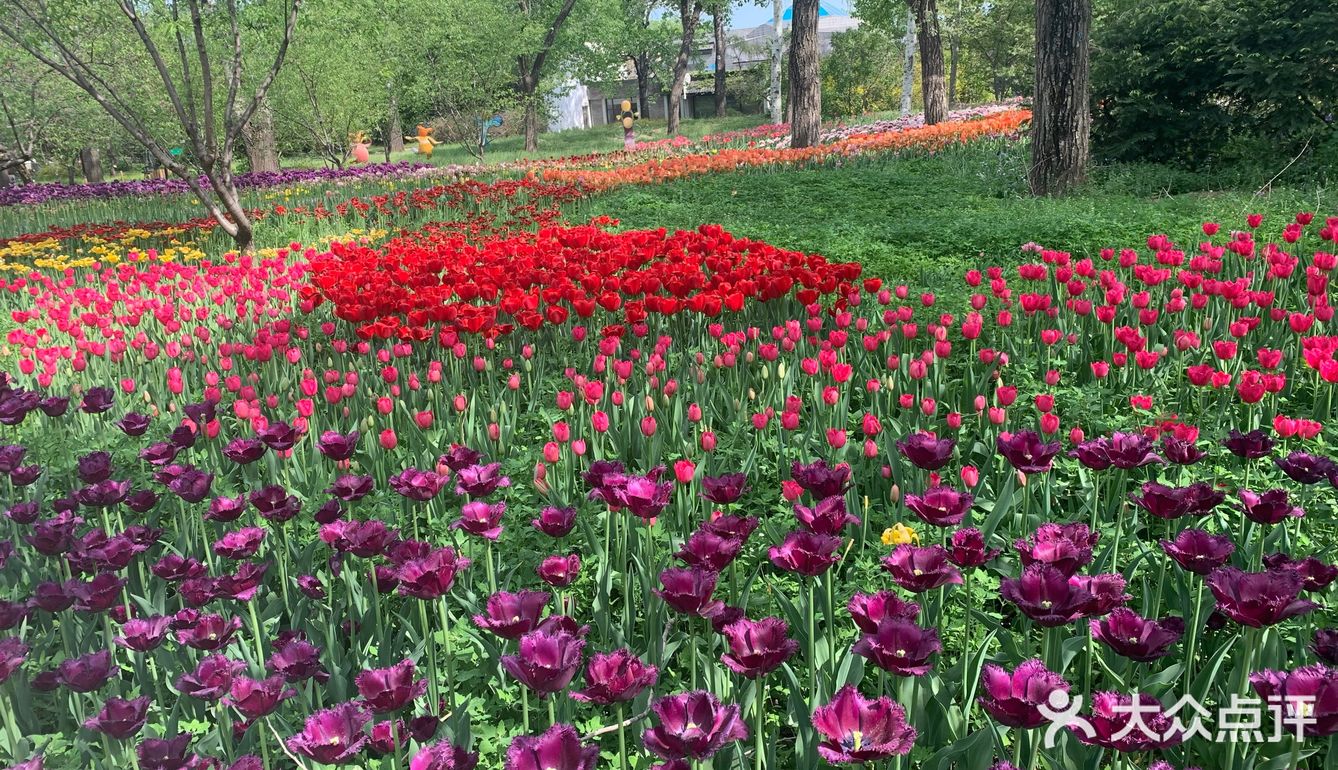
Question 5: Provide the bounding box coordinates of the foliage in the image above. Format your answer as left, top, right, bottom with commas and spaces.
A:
1092, 0, 1338, 168
821, 27, 906, 118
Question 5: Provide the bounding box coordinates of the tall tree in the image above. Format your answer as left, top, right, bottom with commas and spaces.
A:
1030, 0, 1090, 195
899, 9, 916, 116
768, 0, 783, 123
0, 0, 299, 253
907, 0, 947, 123
788, 0, 821, 147
710, 4, 728, 117
515, 0, 580, 151
667, 0, 702, 135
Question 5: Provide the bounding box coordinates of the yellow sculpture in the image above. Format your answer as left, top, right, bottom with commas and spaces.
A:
406, 125, 441, 159
349, 131, 371, 164
616, 99, 638, 150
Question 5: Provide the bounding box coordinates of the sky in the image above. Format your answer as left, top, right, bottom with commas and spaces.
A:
712, 0, 852, 29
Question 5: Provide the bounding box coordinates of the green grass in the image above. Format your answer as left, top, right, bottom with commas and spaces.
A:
583, 139, 1334, 283
283, 114, 774, 169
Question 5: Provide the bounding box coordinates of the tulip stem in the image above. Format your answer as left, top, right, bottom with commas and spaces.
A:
754, 678, 766, 770
485, 541, 497, 595
522, 686, 531, 734
419, 600, 441, 714
962, 570, 973, 733
617, 703, 629, 770
438, 598, 458, 713
807, 578, 817, 696
548, 697, 557, 729
1184, 579, 1204, 693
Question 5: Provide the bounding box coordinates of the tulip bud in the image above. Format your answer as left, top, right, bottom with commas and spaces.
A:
889, 484, 901, 504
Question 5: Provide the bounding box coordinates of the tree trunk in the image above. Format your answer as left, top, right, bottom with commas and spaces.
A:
635, 55, 651, 117
241, 97, 280, 172
909, 0, 948, 124
788, 0, 821, 148
667, 0, 702, 135
900, 10, 916, 117
948, 0, 961, 107
712, 5, 727, 117
386, 84, 404, 161
523, 94, 540, 152
769, 0, 783, 123
1030, 0, 1091, 196
79, 147, 103, 183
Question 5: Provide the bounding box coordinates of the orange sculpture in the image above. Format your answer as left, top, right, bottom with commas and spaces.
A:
406, 125, 441, 159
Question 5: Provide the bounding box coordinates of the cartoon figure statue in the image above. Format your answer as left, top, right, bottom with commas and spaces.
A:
349, 131, 371, 164
406, 125, 441, 159
617, 100, 638, 150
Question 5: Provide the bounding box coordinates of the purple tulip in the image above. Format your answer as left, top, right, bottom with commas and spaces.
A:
115, 616, 173, 652
176, 614, 242, 650
1068, 438, 1114, 470
611, 475, 673, 521
1074, 692, 1183, 751
439, 444, 484, 472
852, 618, 941, 676
1276, 451, 1334, 484
1314, 629, 1338, 665
166, 467, 213, 503
706, 605, 746, 634
1239, 488, 1304, 525
848, 591, 920, 634
1128, 482, 1193, 520
397, 547, 470, 599
1206, 567, 1318, 627
947, 527, 1000, 568
250, 484, 301, 523
177, 655, 244, 700
257, 421, 298, 451
1090, 608, 1184, 661
297, 575, 326, 599
538, 554, 580, 587
79, 387, 114, 414
320, 519, 395, 558
675, 530, 744, 571
328, 474, 375, 501
882, 544, 963, 592
226, 674, 296, 719
5, 501, 38, 524
37, 395, 68, 416
268, 636, 330, 684
978, 659, 1069, 728
10, 465, 42, 486
357, 659, 428, 712
720, 616, 798, 678
124, 490, 160, 513
391, 468, 446, 502
505, 723, 598, 770
905, 485, 973, 527
56, 648, 114, 692
1222, 428, 1275, 459
501, 627, 586, 697
317, 430, 360, 461
136, 733, 193, 770
702, 473, 749, 505
532, 506, 577, 537
793, 496, 861, 535
811, 685, 917, 763
790, 460, 851, 498
1001, 564, 1093, 627
76, 451, 114, 483
996, 430, 1062, 474
286, 701, 371, 764
768, 530, 842, 577
213, 527, 266, 560
452, 500, 507, 540
83, 695, 150, 739
1159, 529, 1235, 574
571, 648, 659, 704
704, 514, 759, 543
1263, 553, 1338, 592
1251, 665, 1338, 738
410, 740, 480, 770
203, 495, 247, 523
1161, 435, 1206, 465
642, 690, 748, 760
454, 462, 510, 497
654, 567, 724, 616
151, 555, 206, 582
1014, 522, 1098, 577
1106, 432, 1164, 468
896, 432, 956, 470
0, 636, 28, 683
0, 445, 24, 474
1071, 573, 1131, 616
473, 590, 551, 640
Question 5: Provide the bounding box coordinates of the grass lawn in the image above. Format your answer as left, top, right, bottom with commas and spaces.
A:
583, 140, 1334, 282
